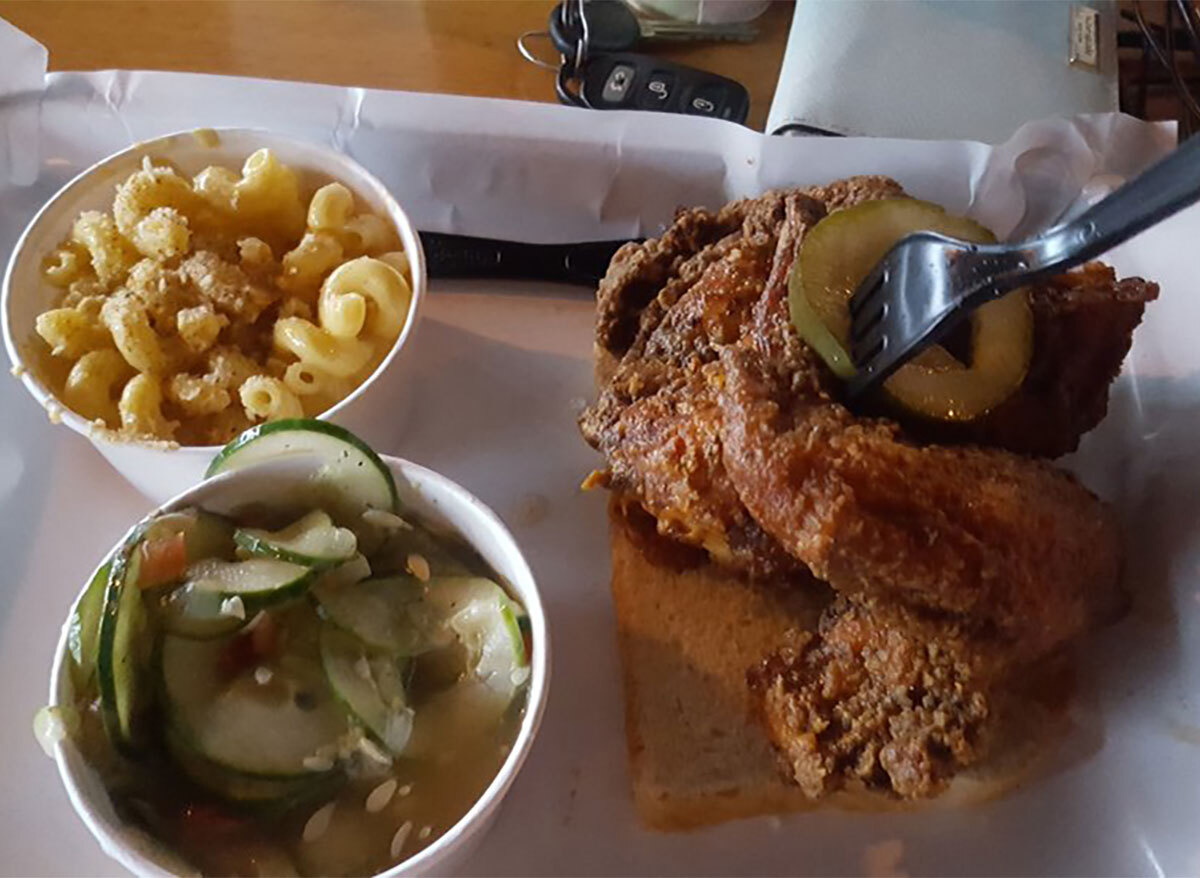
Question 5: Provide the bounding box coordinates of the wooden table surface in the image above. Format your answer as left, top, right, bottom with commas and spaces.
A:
0, 0, 792, 131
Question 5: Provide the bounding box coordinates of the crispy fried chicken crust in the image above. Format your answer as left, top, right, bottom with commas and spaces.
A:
748, 598, 998, 799
580, 176, 1154, 800
912, 262, 1158, 457
717, 342, 1123, 658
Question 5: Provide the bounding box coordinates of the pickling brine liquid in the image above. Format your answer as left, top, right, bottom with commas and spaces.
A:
73, 691, 525, 876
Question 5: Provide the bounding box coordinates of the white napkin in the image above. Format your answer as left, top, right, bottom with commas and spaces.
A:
0, 20, 47, 185
767, 0, 1120, 143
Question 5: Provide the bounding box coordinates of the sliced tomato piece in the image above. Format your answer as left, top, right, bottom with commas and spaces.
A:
138, 533, 189, 590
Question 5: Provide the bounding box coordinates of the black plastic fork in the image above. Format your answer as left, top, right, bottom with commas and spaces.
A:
846, 133, 1200, 400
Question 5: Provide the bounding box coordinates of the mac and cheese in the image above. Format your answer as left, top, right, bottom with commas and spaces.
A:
32, 149, 413, 445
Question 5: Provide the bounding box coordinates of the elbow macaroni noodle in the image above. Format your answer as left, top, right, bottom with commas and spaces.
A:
273, 317, 375, 378
239, 375, 304, 421
31, 149, 413, 444
118, 373, 179, 438
65, 349, 134, 424
318, 256, 412, 340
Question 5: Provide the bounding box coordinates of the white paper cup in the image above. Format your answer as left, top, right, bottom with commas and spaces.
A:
47, 452, 549, 877
2, 129, 427, 504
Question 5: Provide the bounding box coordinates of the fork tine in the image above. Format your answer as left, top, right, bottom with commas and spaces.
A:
846, 343, 894, 399
850, 299, 886, 343
846, 230, 1008, 400
848, 262, 887, 317
851, 317, 888, 366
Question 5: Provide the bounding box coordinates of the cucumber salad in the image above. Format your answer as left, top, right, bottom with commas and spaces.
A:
56, 422, 532, 877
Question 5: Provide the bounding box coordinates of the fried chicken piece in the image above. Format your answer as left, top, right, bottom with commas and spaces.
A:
584, 238, 807, 578
595, 178, 907, 369
718, 341, 1123, 658
899, 263, 1158, 457
582, 183, 897, 579
748, 597, 1001, 799
718, 269, 1122, 796
595, 206, 743, 368
581, 177, 1151, 801
591, 179, 1156, 464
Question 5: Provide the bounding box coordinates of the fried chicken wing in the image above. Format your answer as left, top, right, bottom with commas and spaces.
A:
717, 342, 1123, 657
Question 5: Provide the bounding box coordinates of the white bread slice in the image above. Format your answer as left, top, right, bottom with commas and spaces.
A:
607, 500, 1083, 830
607, 500, 827, 829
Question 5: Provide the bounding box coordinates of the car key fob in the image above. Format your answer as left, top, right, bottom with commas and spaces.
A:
579, 52, 750, 123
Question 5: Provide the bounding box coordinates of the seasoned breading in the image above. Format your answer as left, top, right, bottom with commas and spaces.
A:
582, 185, 882, 579
926, 263, 1158, 457
748, 598, 1000, 799
583, 223, 811, 579
580, 176, 1155, 800
717, 341, 1123, 658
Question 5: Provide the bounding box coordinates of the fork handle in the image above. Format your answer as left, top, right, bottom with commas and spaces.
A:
1023, 133, 1200, 278
950, 134, 1200, 303
420, 232, 631, 286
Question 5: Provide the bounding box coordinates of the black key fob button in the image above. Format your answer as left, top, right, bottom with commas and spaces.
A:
636, 71, 675, 110
579, 52, 750, 124
685, 85, 724, 117
601, 64, 636, 104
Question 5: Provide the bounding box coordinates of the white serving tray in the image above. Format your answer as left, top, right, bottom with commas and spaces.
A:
2, 19, 1198, 878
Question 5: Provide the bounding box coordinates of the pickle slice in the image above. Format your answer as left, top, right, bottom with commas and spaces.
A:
788, 197, 1033, 421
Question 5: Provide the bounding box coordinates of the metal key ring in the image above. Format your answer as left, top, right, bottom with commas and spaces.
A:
516, 31, 562, 72
556, 62, 589, 108
518, 1, 593, 110
574, 0, 591, 72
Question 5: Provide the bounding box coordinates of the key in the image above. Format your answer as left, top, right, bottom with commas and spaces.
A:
636, 15, 759, 43
546, 1, 751, 123
550, 0, 756, 59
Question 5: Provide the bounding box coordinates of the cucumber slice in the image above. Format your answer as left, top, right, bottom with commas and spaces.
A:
68, 561, 110, 686
320, 624, 413, 754
143, 508, 236, 564
363, 578, 532, 758
166, 727, 338, 805
313, 575, 449, 656
313, 553, 372, 591
235, 510, 357, 567
788, 197, 1033, 420
207, 419, 398, 514
161, 634, 349, 777
159, 583, 252, 640
97, 542, 152, 753
405, 578, 530, 756
427, 577, 529, 686
515, 604, 532, 639
406, 676, 522, 759
184, 557, 316, 614
371, 523, 476, 579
